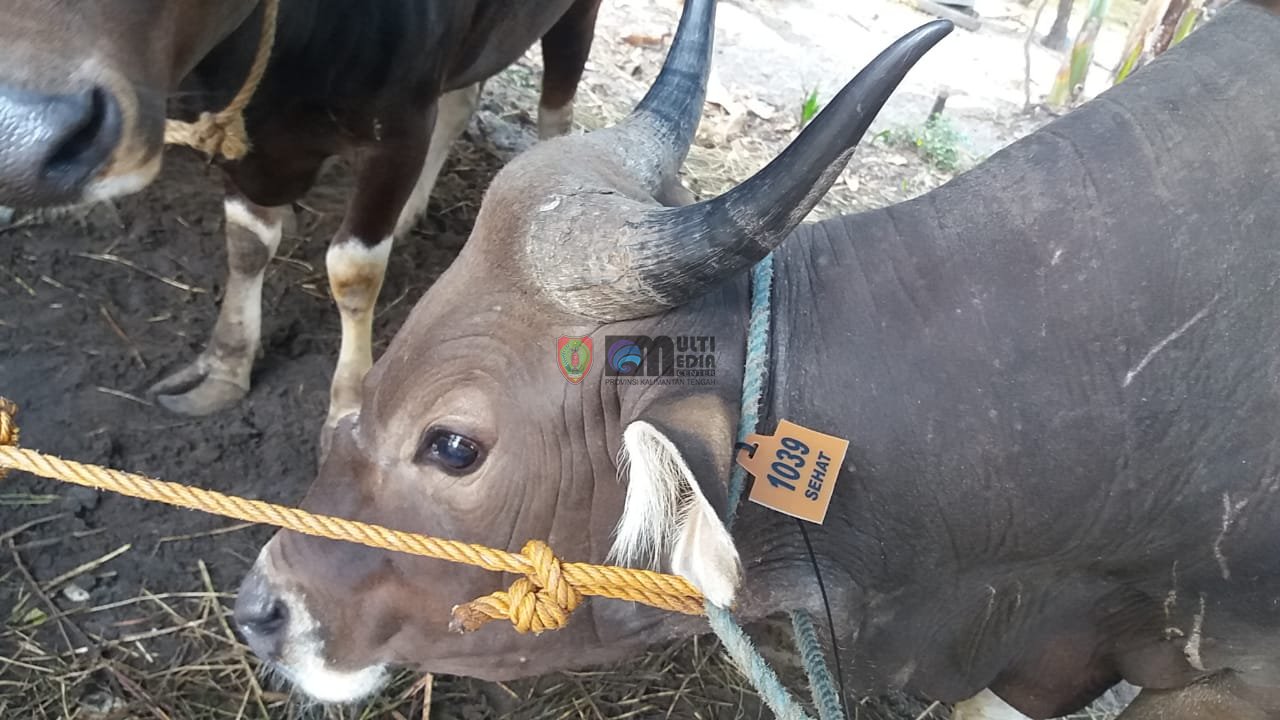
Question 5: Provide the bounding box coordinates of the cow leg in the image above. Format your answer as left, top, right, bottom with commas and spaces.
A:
150, 194, 291, 415
325, 85, 479, 429
392, 84, 482, 239
1116, 674, 1276, 720
537, 0, 602, 139
952, 690, 1031, 720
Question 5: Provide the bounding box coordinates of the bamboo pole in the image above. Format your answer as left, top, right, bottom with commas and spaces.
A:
1047, 0, 1111, 107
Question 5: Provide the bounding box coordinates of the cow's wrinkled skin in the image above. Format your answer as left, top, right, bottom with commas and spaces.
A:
239, 1, 1280, 717
0, 0, 601, 423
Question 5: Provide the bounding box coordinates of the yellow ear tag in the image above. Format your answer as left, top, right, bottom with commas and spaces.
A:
736, 420, 849, 524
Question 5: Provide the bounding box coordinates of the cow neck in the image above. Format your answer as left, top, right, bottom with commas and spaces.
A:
710, 254, 847, 720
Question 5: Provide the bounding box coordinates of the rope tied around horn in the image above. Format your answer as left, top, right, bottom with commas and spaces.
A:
163, 0, 279, 160
0, 398, 707, 634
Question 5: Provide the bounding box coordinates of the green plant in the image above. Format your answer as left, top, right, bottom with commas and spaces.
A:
875, 115, 968, 173
916, 114, 964, 171
799, 86, 822, 128
1048, 0, 1111, 106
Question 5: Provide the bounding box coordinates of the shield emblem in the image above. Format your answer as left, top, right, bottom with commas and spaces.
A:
558, 336, 593, 384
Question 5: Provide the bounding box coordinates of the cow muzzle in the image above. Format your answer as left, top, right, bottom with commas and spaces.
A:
234, 545, 389, 704
0, 83, 124, 206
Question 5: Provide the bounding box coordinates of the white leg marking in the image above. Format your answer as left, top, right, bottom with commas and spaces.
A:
952, 690, 1031, 720
226, 197, 286, 254
537, 101, 574, 140
612, 421, 741, 607
326, 237, 393, 423
150, 198, 288, 414
393, 83, 482, 238
217, 197, 285, 382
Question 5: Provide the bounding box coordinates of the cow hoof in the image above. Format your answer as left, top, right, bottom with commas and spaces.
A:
149, 362, 248, 416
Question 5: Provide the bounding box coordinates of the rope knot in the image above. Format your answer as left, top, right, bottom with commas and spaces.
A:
164, 111, 251, 161
161, 0, 277, 161
450, 540, 583, 634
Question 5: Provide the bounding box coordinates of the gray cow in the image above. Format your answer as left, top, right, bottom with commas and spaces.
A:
236, 0, 1280, 717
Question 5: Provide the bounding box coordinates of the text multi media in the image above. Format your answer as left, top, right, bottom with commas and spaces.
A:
604, 335, 716, 384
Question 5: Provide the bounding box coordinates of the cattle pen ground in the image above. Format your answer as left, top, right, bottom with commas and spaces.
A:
2, 0, 1145, 717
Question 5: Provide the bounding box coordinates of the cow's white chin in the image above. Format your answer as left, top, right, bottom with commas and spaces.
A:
275, 653, 388, 704
82, 155, 162, 203
271, 584, 389, 704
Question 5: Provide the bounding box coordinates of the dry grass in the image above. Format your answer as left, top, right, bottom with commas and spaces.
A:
1, 556, 776, 720
1, 569, 1131, 720
0, 510, 929, 719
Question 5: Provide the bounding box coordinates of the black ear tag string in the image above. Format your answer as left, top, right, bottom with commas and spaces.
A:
737, 435, 848, 714
734, 442, 758, 492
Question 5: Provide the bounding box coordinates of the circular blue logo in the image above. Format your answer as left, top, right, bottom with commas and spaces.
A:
608, 339, 644, 375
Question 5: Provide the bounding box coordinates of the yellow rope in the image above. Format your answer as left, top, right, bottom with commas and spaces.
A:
163, 0, 279, 160
0, 399, 706, 633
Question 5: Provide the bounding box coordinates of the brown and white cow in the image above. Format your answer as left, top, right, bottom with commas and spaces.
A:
236, 0, 1280, 717
0, 0, 601, 426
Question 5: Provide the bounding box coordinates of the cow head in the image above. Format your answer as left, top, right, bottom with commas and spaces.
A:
233, 0, 951, 703
0, 0, 259, 206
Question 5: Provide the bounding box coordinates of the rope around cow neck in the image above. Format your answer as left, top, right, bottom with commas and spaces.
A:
706, 255, 847, 720
0, 398, 704, 633
705, 256, 813, 720
163, 0, 279, 160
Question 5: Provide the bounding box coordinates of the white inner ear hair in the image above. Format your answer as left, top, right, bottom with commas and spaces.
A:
611, 421, 742, 607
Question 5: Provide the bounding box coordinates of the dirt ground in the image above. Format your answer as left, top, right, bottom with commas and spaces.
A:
1, 0, 1149, 717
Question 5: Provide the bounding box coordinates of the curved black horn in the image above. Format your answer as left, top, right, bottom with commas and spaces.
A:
607, 0, 717, 192
537, 20, 952, 320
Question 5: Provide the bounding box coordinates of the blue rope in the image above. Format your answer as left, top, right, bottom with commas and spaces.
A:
706, 603, 811, 720
708, 254, 847, 720
725, 255, 774, 527
790, 611, 844, 720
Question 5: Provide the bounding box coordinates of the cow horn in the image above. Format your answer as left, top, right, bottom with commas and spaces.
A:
539, 20, 952, 321
607, 0, 717, 194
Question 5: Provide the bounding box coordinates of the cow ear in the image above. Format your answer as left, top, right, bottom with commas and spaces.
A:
610, 417, 742, 608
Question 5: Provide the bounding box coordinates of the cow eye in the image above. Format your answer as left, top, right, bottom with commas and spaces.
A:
415, 428, 483, 472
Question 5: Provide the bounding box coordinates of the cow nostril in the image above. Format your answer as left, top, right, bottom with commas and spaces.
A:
42, 86, 119, 184
234, 570, 294, 660
260, 599, 288, 635
241, 598, 289, 638
0, 83, 124, 205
